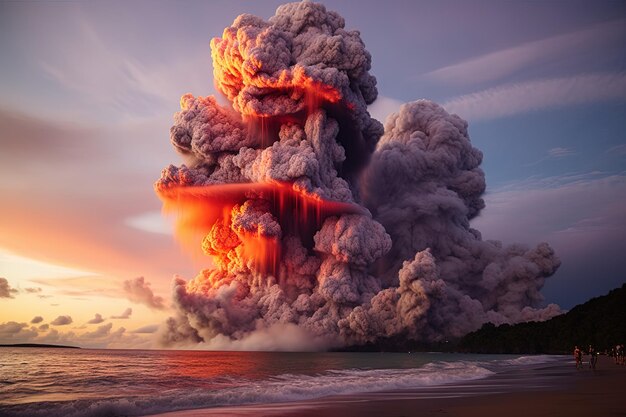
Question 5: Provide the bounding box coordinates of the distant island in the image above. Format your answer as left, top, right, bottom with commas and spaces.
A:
0, 343, 80, 349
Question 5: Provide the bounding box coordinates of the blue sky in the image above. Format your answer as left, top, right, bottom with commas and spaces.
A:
0, 0, 624, 347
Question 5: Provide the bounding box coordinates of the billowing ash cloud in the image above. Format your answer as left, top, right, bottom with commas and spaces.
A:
156, 1, 561, 350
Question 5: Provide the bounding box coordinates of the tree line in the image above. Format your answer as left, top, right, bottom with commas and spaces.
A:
456, 283, 626, 354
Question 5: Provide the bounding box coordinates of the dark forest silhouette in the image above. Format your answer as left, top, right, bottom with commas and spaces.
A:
456, 283, 626, 354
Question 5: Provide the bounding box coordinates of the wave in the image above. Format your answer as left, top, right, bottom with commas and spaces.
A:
489, 354, 564, 368
1, 361, 494, 417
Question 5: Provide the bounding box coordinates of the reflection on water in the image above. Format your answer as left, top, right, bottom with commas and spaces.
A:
0, 348, 568, 417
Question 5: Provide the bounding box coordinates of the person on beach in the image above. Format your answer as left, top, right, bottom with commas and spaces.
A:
588, 345, 598, 370
574, 346, 582, 369
615, 344, 624, 365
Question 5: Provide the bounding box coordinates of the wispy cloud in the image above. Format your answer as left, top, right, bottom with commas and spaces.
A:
606, 144, 626, 155
426, 19, 625, 85
443, 73, 626, 121
37, 13, 211, 122
547, 147, 576, 158
111, 308, 132, 320
524, 147, 577, 167
473, 172, 626, 250
0, 246, 94, 283
30, 276, 121, 298
125, 211, 172, 235
132, 324, 159, 334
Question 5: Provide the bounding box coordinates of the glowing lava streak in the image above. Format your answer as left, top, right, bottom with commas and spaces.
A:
157, 182, 365, 276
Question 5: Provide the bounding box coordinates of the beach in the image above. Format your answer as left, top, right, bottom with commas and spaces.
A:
147, 356, 625, 417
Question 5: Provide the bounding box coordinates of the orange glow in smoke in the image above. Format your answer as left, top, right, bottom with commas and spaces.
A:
211, 28, 343, 117
157, 182, 364, 276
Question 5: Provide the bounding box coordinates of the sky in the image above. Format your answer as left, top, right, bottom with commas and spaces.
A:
0, 0, 624, 349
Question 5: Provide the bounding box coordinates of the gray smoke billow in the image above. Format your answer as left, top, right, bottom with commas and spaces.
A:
156, 1, 561, 350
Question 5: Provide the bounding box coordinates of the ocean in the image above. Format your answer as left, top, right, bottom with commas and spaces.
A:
0, 348, 569, 417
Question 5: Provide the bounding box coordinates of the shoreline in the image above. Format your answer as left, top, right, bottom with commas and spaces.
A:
146, 356, 625, 417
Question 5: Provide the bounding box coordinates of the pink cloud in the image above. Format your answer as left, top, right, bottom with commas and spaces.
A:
123, 277, 166, 310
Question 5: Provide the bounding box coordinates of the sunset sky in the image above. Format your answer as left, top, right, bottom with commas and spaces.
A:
1, 0, 624, 348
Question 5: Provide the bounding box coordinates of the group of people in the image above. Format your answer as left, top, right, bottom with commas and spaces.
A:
573, 343, 625, 369
573, 345, 599, 370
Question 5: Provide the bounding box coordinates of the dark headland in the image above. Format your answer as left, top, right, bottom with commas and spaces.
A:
457, 282, 626, 354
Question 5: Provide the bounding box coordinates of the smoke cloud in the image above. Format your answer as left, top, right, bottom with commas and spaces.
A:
156, 1, 561, 350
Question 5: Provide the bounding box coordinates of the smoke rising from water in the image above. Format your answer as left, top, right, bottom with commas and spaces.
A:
156, 1, 561, 350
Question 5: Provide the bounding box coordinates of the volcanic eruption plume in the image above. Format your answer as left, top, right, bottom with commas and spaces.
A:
156, 1, 561, 349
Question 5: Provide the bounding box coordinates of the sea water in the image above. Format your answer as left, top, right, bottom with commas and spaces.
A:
0, 348, 567, 417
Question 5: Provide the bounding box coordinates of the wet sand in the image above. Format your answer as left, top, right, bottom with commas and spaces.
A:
147, 356, 626, 417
